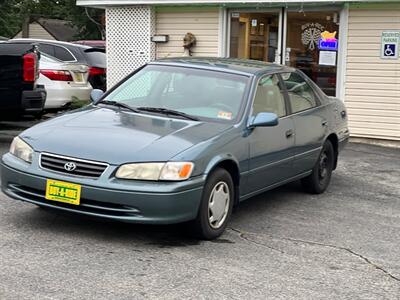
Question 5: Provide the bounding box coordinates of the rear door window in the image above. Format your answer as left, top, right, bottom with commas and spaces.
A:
54, 46, 75, 61
38, 43, 55, 57
281, 72, 318, 114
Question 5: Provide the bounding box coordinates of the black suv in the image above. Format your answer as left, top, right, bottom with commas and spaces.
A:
11, 39, 106, 91
0, 43, 46, 119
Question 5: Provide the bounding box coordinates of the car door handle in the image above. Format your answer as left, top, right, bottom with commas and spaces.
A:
285, 129, 294, 138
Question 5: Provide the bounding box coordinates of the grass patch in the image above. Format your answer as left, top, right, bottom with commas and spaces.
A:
70, 97, 90, 109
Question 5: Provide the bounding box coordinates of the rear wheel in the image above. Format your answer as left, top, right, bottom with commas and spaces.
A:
301, 140, 334, 194
192, 168, 234, 240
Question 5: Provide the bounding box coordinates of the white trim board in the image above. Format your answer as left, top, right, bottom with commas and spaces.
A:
218, 7, 228, 56
336, 4, 348, 101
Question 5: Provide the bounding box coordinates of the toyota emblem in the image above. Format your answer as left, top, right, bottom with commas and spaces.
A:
64, 162, 77, 172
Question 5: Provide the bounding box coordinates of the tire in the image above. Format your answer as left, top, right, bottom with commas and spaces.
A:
191, 168, 234, 240
301, 140, 335, 194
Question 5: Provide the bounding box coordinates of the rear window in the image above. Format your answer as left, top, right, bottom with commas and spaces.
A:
83, 51, 106, 68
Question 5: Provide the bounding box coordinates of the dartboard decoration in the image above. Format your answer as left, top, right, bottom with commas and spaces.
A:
301, 23, 325, 51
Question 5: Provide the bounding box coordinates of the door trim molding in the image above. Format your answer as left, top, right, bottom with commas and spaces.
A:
294, 146, 322, 159
247, 156, 293, 175
240, 170, 312, 201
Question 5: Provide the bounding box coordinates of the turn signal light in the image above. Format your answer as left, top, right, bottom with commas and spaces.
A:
179, 163, 193, 178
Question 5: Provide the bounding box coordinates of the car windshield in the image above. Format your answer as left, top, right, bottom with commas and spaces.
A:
104, 65, 249, 122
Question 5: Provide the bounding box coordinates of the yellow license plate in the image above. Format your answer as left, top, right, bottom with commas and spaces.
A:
45, 179, 81, 205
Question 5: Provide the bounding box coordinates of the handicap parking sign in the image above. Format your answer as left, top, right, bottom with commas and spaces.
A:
381, 31, 400, 59
384, 44, 396, 57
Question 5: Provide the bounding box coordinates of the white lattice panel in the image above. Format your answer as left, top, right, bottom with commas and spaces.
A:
106, 6, 155, 89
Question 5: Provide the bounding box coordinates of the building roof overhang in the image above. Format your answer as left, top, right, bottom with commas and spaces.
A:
76, 0, 391, 8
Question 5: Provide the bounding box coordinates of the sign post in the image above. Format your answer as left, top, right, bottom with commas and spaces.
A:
381, 31, 400, 59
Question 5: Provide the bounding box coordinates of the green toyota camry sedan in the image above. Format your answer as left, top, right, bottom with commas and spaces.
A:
1, 58, 349, 239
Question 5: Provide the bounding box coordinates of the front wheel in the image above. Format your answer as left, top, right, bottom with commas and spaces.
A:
191, 168, 234, 240
301, 140, 335, 194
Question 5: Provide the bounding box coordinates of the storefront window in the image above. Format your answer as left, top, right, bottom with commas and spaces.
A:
286, 11, 340, 96
230, 13, 279, 63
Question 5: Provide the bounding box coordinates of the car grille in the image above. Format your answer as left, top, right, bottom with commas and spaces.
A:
40, 153, 108, 178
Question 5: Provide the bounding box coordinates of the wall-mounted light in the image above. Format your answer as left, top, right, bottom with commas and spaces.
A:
151, 35, 169, 43
333, 13, 338, 24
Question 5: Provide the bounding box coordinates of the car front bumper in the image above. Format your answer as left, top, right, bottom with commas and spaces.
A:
1, 154, 204, 224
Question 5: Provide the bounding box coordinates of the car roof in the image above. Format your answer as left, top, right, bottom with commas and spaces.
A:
11, 38, 90, 49
150, 57, 295, 76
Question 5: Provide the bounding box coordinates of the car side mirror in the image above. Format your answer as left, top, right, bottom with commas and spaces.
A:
248, 112, 279, 128
90, 89, 104, 103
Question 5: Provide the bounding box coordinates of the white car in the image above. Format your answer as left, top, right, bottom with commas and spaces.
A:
38, 54, 92, 109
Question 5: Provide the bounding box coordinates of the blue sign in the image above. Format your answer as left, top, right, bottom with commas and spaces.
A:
319, 38, 338, 51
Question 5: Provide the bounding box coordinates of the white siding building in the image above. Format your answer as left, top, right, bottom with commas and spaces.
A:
345, 6, 400, 141
78, 0, 400, 142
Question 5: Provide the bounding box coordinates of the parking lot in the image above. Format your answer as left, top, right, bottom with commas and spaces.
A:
0, 120, 399, 299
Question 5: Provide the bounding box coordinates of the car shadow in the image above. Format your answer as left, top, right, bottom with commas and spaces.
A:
8, 181, 306, 247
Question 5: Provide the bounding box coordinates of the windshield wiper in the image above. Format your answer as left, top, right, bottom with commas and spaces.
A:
97, 100, 141, 113
136, 107, 200, 121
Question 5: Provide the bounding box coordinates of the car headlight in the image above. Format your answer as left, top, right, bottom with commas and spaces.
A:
9, 136, 33, 163
115, 162, 194, 181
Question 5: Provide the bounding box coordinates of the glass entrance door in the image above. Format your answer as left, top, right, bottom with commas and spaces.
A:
285, 11, 340, 96
230, 12, 280, 63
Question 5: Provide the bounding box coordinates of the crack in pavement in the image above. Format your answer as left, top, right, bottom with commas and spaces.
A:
229, 227, 285, 254
228, 227, 400, 283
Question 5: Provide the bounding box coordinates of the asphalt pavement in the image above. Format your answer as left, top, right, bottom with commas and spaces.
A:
0, 121, 399, 299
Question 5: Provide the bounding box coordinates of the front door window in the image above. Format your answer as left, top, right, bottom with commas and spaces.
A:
252, 74, 287, 117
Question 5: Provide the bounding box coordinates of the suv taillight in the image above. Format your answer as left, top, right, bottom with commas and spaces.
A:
40, 69, 73, 81
89, 67, 106, 76
23, 53, 37, 82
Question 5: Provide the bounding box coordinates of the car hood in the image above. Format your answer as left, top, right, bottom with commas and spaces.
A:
21, 107, 232, 165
